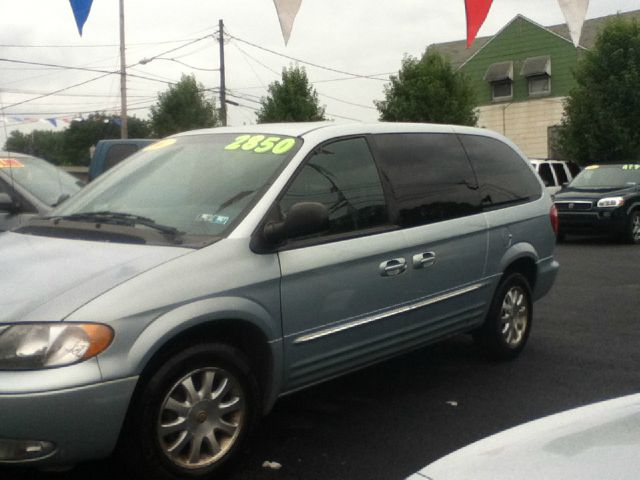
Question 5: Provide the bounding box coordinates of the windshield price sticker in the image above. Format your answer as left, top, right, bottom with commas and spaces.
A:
622, 164, 640, 170
225, 135, 296, 155
585, 165, 600, 170
0, 158, 24, 168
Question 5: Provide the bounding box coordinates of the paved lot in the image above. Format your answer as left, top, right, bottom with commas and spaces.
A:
5, 238, 640, 480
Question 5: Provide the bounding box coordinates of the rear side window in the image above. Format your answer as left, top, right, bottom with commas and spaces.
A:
373, 133, 482, 227
460, 135, 541, 207
566, 161, 581, 177
105, 144, 140, 170
552, 163, 568, 185
278, 137, 388, 237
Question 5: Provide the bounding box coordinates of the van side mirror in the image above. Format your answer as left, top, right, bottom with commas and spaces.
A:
264, 202, 329, 245
0, 192, 17, 213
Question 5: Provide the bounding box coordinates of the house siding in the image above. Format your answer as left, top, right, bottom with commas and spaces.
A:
477, 96, 565, 158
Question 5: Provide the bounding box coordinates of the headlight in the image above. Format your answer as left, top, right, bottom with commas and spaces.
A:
597, 197, 625, 208
0, 323, 113, 370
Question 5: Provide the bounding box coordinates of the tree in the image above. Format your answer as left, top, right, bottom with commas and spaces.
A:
62, 113, 151, 165
4, 130, 65, 164
557, 17, 640, 164
375, 50, 477, 126
256, 65, 325, 123
150, 74, 219, 137
3, 114, 150, 165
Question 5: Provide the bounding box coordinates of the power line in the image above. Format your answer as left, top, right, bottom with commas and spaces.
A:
318, 93, 376, 110
226, 33, 390, 81
0, 38, 205, 48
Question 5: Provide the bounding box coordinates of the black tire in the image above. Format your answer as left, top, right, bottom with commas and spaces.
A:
474, 272, 533, 360
120, 343, 260, 480
626, 210, 640, 244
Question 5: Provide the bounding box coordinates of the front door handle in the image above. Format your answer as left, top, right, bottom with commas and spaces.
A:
379, 258, 407, 277
413, 252, 436, 269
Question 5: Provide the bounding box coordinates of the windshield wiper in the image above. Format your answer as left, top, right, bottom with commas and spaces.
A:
48, 211, 182, 236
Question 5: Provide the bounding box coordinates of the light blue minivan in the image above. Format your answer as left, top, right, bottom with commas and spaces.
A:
0, 122, 558, 479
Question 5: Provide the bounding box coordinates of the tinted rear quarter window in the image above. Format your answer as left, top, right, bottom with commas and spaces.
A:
459, 135, 541, 208
373, 133, 482, 227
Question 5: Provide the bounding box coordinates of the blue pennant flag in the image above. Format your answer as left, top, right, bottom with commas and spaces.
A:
46, 118, 58, 127
69, 0, 94, 36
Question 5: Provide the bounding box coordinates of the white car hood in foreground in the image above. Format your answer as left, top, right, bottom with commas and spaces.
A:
0, 231, 190, 323
409, 393, 640, 480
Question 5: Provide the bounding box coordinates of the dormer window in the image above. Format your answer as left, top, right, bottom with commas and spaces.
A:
484, 61, 514, 102
522, 56, 551, 96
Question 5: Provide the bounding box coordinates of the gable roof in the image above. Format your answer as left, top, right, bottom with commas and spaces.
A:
431, 9, 640, 69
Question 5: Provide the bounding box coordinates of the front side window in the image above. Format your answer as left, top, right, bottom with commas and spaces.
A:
460, 135, 541, 208
278, 137, 388, 238
54, 133, 302, 238
373, 133, 482, 227
538, 163, 555, 187
551, 163, 568, 185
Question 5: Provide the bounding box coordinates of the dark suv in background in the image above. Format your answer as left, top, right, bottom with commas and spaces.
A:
554, 164, 640, 243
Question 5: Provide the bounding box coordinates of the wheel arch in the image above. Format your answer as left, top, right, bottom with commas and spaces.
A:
125, 297, 283, 415
498, 243, 539, 290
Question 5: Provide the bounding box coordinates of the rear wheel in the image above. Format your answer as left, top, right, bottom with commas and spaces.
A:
474, 273, 532, 360
121, 343, 259, 480
627, 210, 640, 244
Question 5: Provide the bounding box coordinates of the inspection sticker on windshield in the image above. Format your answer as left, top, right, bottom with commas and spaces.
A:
0, 158, 24, 168
224, 135, 296, 155
197, 214, 229, 225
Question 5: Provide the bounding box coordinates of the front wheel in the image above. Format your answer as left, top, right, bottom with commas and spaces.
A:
120, 343, 259, 480
474, 273, 533, 360
626, 210, 640, 244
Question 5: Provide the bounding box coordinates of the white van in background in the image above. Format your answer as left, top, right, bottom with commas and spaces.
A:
530, 159, 581, 196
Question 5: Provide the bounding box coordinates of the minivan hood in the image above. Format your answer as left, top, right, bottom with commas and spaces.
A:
0, 231, 190, 323
410, 393, 640, 480
556, 185, 637, 200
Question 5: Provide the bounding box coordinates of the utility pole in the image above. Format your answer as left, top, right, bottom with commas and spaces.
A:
219, 19, 227, 126
119, 0, 128, 138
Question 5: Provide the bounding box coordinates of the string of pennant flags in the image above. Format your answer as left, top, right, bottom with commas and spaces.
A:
69, 0, 590, 47
0, 116, 122, 128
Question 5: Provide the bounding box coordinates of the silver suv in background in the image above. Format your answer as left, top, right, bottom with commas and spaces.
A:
530, 159, 581, 196
0, 123, 559, 479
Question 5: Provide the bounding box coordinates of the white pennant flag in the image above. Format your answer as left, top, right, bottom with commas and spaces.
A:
557, 0, 590, 47
273, 0, 302, 45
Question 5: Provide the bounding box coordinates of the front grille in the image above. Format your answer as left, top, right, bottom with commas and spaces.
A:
555, 201, 593, 212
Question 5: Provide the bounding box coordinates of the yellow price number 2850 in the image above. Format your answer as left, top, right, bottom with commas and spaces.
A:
225, 135, 296, 155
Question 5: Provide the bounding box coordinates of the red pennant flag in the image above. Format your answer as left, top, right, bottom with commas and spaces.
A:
465, 0, 494, 48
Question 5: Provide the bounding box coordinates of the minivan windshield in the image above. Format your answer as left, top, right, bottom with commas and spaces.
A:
0, 154, 83, 206
52, 133, 301, 237
569, 164, 640, 189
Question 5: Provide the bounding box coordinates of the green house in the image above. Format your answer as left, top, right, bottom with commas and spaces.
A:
431, 10, 640, 158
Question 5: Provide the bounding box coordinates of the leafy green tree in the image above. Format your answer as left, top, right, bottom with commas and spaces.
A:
4, 130, 65, 164
150, 74, 219, 137
62, 113, 151, 165
376, 50, 477, 125
558, 17, 640, 164
257, 66, 325, 123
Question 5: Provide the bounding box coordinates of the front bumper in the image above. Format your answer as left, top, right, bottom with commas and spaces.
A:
558, 209, 627, 235
0, 376, 138, 466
